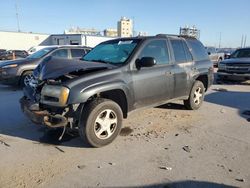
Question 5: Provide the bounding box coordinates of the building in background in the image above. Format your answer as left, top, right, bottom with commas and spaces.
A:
117, 17, 133, 37
0, 30, 50, 50
64, 27, 102, 36
104, 28, 118, 37
50, 34, 114, 48
179, 25, 200, 39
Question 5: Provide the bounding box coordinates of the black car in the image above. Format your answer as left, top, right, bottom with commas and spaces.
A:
20, 34, 213, 147
0, 50, 28, 60
217, 48, 250, 80
0, 46, 91, 86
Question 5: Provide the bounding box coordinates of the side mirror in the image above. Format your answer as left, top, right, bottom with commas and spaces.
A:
208, 52, 211, 55
136, 57, 156, 69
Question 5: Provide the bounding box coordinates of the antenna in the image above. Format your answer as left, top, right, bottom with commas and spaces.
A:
15, 0, 20, 32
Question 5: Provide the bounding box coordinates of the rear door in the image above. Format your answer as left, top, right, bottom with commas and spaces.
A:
131, 39, 174, 108
169, 38, 194, 98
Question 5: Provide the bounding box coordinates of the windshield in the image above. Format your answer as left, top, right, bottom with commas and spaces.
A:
231, 49, 250, 58
82, 39, 140, 64
27, 47, 56, 59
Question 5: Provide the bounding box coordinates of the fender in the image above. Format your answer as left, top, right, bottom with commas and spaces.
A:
67, 80, 132, 111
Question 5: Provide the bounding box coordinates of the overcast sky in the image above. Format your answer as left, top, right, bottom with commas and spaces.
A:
0, 0, 249, 48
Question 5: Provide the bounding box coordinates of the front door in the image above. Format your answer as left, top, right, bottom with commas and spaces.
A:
131, 39, 174, 109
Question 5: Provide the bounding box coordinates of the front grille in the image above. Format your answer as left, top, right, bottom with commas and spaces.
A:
226, 67, 249, 72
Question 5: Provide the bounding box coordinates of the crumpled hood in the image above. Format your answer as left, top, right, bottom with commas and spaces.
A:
0, 58, 38, 67
221, 58, 250, 64
33, 56, 116, 80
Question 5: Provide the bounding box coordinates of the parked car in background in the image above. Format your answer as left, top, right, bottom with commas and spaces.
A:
0, 46, 91, 86
20, 34, 213, 147
217, 47, 250, 81
217, 48, 236, 59
0, 50, 28, 60
0, 49, 6, 55
27, 46, 51, 55
205, 46, 224, 67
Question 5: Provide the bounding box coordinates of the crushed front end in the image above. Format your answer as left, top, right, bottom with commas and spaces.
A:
20, 73, 82, 131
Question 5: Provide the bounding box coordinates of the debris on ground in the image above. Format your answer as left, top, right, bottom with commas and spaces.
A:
182, 146, 191, 153
120, 127, 133, 136
235, 178, 245, 182
220, 109, 226, 113
108, 162, 116, 166
0, 139, 10, 147
159, 166, 172, 171
97, 166, 102, 169
77, 165, 86, 169
54, 146, 65, 153
175, 133, 179, 137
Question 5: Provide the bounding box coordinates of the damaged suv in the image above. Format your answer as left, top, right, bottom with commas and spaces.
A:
20, 34, 213, 147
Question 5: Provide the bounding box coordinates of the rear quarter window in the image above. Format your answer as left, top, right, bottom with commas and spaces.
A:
186, 39, 209, 61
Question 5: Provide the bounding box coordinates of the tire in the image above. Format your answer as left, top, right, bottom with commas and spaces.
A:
184, 80, 205, 110
78, 98, 123, 147
20, 71, 33, 87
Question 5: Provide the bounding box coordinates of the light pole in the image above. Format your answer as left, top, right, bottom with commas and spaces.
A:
15, 0, 20, 32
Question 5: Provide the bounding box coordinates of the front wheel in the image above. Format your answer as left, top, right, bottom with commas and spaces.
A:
20, 71, 33, 87
78, 98, 123, 147
184, 80, 205, 110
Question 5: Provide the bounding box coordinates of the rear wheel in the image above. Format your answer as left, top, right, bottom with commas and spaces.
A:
78, 98, 123, 147
184, 80, 205, 110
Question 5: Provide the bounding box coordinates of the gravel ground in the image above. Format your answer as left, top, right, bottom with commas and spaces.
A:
0, 79, 250, 188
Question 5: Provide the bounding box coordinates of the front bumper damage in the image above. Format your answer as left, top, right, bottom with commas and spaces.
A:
20, 96, 68, 128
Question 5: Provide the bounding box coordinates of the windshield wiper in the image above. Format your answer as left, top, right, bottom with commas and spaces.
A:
84, 59, 113, 64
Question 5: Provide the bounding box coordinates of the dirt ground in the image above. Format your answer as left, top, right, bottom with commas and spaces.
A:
0, 78, 250, 188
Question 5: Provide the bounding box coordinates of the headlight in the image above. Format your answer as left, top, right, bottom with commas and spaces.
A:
1, 64, 18, 69
218, 63, 226, 70
41, 85, 70, 106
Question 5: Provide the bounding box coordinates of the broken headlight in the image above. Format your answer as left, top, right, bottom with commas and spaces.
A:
41, 85, 70, 106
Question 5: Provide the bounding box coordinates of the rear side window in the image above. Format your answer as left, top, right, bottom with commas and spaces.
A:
71, 49, 86, 58
186, 39, 209, 61
51, 49, 68, 58
170, 39, 191, 63
139, 40, 170, 65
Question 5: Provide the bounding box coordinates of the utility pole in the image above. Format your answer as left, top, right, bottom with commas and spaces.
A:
218, 32, 222, 48
15, 0, 21, 32
241, 35, 244, 48
243, 35, 247, 47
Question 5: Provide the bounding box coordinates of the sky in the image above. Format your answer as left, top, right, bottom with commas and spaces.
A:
0, 0, 250, 48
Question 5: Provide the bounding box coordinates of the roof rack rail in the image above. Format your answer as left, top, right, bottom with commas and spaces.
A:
155, 34, 180, 37
155, 34, 196, 38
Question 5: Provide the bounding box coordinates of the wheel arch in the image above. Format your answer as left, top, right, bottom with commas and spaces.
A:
69, 83, 131, 118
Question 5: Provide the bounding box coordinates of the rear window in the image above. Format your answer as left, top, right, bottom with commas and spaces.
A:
170, 39, 192, 63
186, 39, 209, 61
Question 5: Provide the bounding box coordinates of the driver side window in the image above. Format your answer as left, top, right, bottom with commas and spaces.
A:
138, 40, 170, 65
